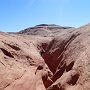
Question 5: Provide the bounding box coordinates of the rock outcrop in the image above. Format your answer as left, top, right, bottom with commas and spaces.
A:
0, 24, 90, 90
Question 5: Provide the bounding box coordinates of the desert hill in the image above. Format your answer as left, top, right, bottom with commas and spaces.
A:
18, 24, 74, 36
0, 24, 90, 90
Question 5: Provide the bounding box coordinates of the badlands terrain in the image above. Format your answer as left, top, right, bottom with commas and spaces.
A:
0, 24, 90, 90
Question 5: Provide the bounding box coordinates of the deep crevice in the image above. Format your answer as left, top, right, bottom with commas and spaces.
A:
42, 41, 66, 73
42, 34, 78, 74
40, 34, 79, 89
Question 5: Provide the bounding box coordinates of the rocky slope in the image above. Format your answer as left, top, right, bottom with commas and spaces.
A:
0, 24, 90, 90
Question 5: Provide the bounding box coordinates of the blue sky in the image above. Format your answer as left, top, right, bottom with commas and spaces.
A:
0, 0, 90, 32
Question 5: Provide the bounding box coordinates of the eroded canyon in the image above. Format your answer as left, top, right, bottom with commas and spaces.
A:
0, 24, 90, 90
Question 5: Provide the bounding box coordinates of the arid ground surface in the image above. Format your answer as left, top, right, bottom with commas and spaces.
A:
0, 24, 90, 90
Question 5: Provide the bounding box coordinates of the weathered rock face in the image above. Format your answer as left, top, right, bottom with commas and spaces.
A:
0, 24, 90, 90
